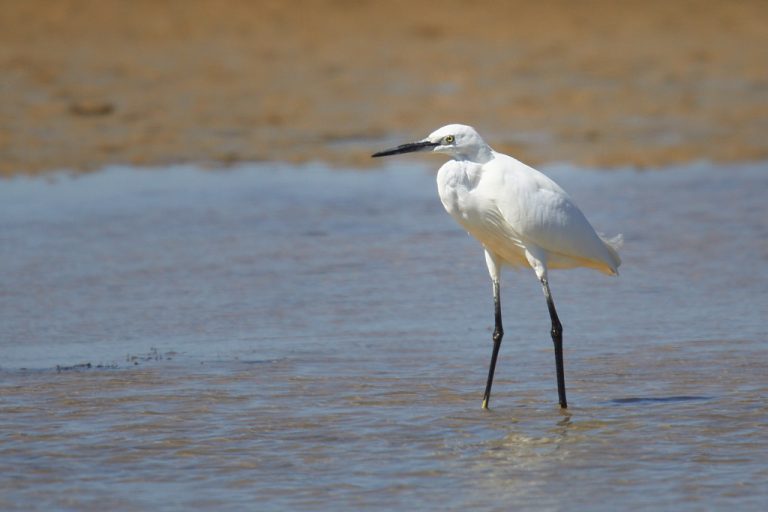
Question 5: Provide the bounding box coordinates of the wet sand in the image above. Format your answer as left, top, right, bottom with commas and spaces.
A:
2, 0, 768, 175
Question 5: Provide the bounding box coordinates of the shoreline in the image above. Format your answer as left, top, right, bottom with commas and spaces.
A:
2, 0, 767, 176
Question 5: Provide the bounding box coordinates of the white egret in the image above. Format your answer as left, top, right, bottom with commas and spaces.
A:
372, 124, 621, 409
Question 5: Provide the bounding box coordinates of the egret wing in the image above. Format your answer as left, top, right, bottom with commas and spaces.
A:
490, 155, 620, 273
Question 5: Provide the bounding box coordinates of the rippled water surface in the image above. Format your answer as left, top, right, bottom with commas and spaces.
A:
1, 162, 766, 511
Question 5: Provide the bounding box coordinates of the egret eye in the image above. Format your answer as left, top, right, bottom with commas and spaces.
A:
444, 135, 455, 144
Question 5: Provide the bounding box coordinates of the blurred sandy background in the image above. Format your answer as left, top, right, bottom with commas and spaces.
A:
1, 0, 767, 175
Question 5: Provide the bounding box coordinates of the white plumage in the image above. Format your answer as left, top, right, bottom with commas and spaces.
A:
431, 124, 621, 278
373, 124, 622, 409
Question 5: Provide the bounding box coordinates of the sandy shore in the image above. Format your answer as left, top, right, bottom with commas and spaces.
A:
1, 0, 767, 175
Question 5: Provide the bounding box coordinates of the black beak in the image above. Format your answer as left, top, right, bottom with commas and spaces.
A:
372, 140, 439, 158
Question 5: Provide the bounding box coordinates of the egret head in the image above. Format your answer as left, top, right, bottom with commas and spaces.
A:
372, 124, 493, 163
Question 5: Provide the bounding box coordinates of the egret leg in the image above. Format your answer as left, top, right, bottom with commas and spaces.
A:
541, 278, 567, 408
482, 279, 503, 409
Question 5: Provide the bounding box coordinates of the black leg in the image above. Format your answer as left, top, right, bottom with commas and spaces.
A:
482, 280, 504, 409
541, 278, 567, 408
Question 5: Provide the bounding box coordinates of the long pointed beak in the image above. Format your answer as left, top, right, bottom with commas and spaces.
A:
371, 140, 438, 158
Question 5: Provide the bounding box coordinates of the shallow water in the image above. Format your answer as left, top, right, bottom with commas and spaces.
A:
1, 161, 766, 511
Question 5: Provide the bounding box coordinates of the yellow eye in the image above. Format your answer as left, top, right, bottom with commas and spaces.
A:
445, 135, 455, 144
